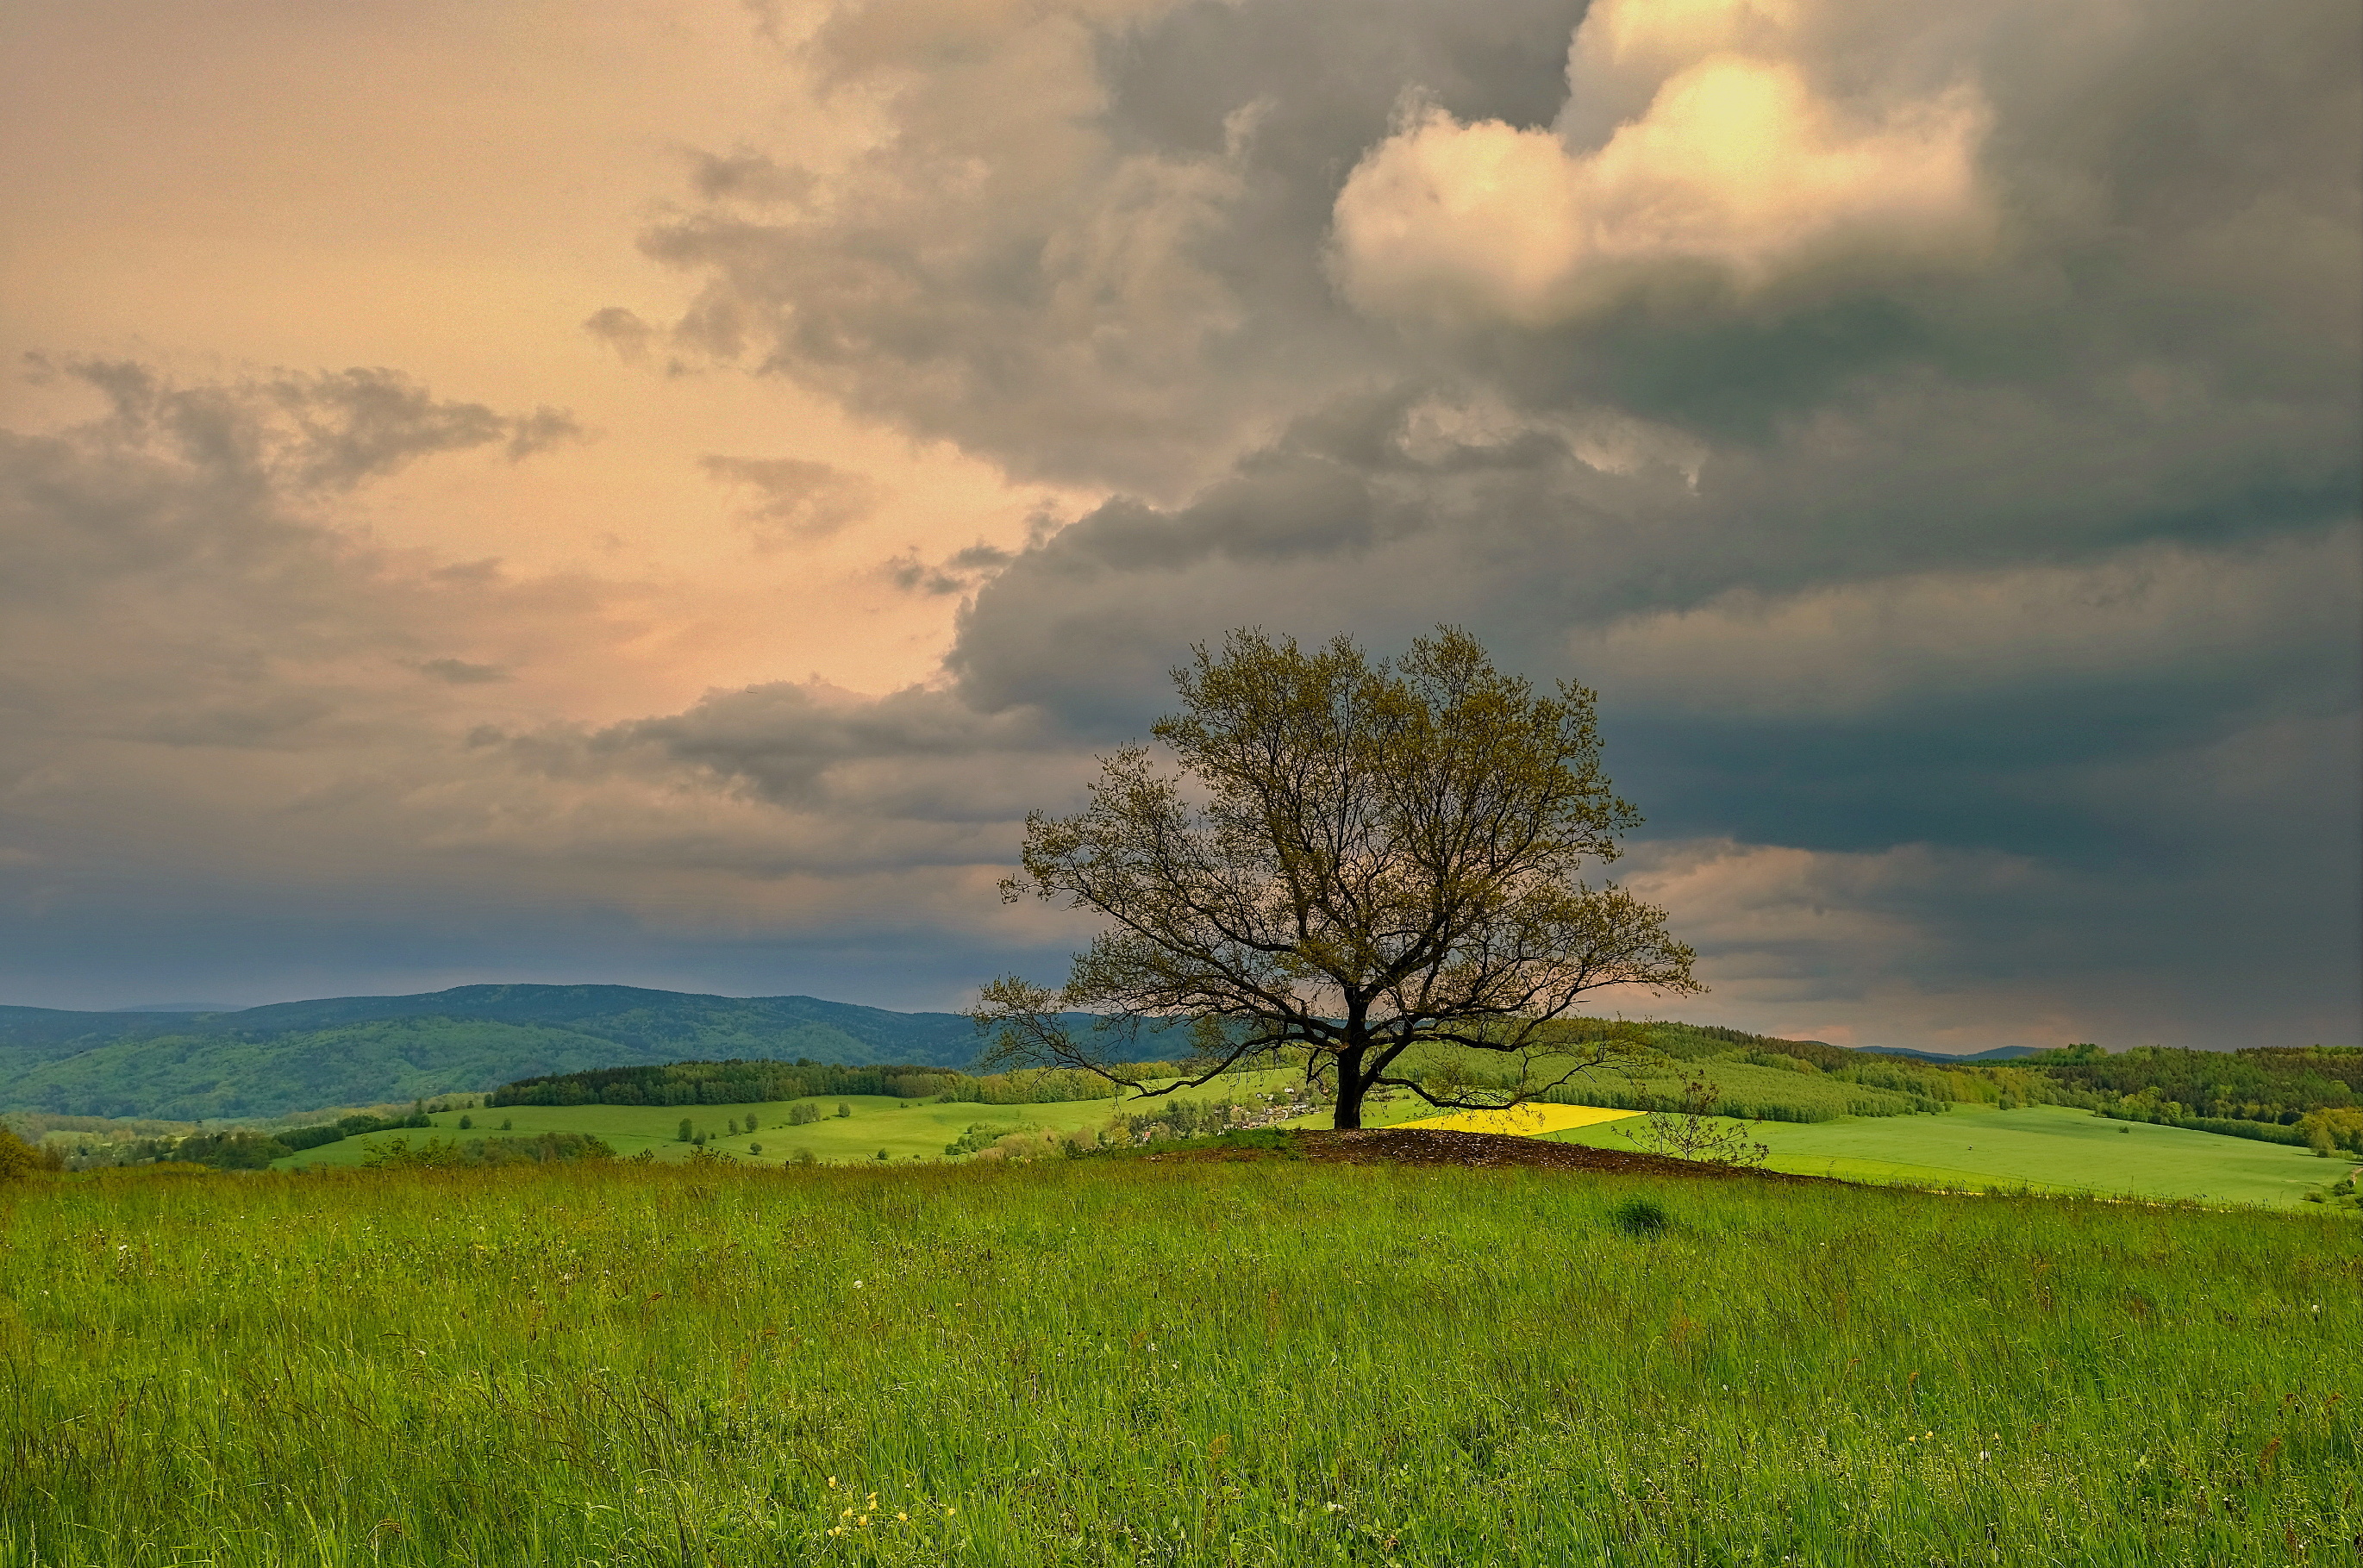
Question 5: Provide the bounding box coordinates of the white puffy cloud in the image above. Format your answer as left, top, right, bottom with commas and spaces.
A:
1332, 0, 1997, 326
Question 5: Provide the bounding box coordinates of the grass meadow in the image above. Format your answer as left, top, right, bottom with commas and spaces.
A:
272, 1072, 1299, 1171
266, 1067, 2361, 1213
270, 1096, 1112, 1171
1544, 1105, 2347, 1209
3, 1157, 2354, 1567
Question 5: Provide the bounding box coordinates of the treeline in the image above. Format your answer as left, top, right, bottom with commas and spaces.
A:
360, 1132, 615, 1169
2021, 1045, 2359, 1126
1495, 1019, 1997, 1111
491, 1057, 1183, 1109
1543, 1071, 1946, 1123
1407, 1031, 1952, 1122
1642, 1024, 2018, 1108
102, 1109, 434, 1171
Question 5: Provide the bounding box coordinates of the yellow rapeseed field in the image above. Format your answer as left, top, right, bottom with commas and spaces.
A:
1396, 1103, 1641, 1136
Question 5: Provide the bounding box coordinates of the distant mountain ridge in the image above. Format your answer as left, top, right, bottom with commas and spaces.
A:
0, 981, 2058, 1121
0, 984, 992, 1121
1854, 1044, 2047, 1064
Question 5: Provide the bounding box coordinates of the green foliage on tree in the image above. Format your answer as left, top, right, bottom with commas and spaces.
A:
976, 628, 1699, 1129
2299, 1108, 2363, 1157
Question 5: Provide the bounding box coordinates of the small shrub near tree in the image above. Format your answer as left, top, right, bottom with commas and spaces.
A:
1616, 1078, 1771, 1168
946, 1122, 1032, 1158
835, 1103, 851, 1119
676, 1119, 694, 1143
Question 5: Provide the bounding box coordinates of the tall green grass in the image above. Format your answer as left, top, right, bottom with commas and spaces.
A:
2, 1161, 2354, 1566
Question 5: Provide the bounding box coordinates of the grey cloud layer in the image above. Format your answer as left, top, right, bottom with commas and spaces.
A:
2, 363, 565, 743
5, 0, 2355, 1043
603, 0, 2359, 1043
0, 353, 1095, 1009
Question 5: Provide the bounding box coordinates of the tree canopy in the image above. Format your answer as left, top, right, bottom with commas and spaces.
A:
975, 627, 1700, 1129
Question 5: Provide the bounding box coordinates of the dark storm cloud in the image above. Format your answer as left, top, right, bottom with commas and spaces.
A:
598, 678, 1064, 818
593, 0, 2360, 1046
628, 0, 1586, 494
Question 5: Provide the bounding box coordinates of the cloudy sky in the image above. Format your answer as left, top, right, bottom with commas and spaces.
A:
3, 0, 2355, 1051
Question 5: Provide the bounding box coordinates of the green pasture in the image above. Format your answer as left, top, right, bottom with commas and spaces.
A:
266, 1065, 2354, 1213
272, 1096, 1084, 1169
3, 1158, 2354, 1566
274, 1071, 1294, 1171
1550, 1103, 2350, 1209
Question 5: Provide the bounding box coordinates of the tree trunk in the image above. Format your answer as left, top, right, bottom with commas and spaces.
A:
1331, 1045, 1366, 1129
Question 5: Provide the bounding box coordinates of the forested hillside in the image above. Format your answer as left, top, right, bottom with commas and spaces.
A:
0, 986, 990, 1119
2016, 1043, 2362, 1150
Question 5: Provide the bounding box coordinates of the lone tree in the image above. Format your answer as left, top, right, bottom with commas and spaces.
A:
974, 627, 1701, 1129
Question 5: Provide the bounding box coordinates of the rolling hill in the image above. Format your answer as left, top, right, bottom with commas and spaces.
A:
0, 985, 995, 1120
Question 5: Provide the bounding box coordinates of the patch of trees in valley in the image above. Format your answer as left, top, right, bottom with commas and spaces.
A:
94, 1109, 438, 1170
488, 1057, 1183, 1109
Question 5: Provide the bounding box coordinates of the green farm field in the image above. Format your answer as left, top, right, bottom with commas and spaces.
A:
273, 1096, 1096, 1169
274, 1071, 1295, 1171
1546, 1103, 2349, 1209
3, 1158, 2354, 1567
276, 1074, 2361, 1213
